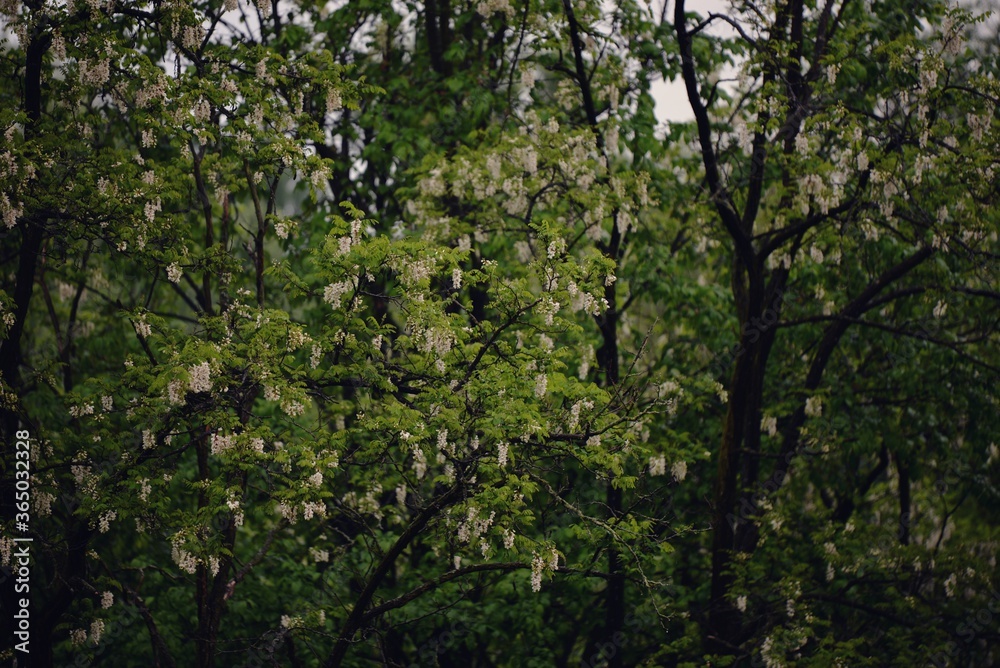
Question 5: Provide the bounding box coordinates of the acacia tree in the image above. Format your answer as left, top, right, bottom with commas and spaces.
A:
0, 1, 676, 666
1, 0, 998, 667
669, 0, 1000, 662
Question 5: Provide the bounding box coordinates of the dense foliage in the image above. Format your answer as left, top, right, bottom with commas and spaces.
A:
0, 0, 997, 666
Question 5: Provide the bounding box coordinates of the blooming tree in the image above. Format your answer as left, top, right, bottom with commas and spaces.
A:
0, 0, 998, 666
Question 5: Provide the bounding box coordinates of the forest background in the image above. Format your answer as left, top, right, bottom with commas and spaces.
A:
0, 0, 998, 666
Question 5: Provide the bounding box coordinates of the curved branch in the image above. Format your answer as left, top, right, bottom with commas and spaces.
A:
674, 0, 754, 270
323, 484, 463, 668
777, 246, 935, 466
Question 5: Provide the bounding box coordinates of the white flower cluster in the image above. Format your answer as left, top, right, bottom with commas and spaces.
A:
968, 111, 991, 143
277, 502, 295, 523
456, 506, 496, 545
826, 63, 840, 86
944, 572, 957, 598
502, 176, 528, 217
274, 219, 294, 240
419, 326, 454, 360
71, 463, 97, 496
138, 477, 151, 502
761, 415, 778, 437
69, 403, 95, 418
288, 328, 309, 350
578, 345, 593, 380
326, 88, 342, 114
486, 154, 502, 180
568, 399, 594, 432
538, 299, 560, 327
211, 432, 237, 455
323, 280, 354, 307
534, 373, 548, 398
514, 145, 537, 174
859, 219, 879, 242
179, 23, 205, 51
714, 381, 729, 404
165, 262, 182, 284
79, 58, 111, 87
546, 237, 566, 259
514, 240, 533, 263
648, 455, 666, 476
304, 500, 327, 521
171, 535, 199, 574
188, 361, 212, 393
671, 460, 688, 482
520, 66, 534, 90
98, 511, 116, 533
418, 168, 447, 198
132, 316, 153, 338
566, 281, 607, 316
191, 97, 211, 124
34, 490, 54, 517
1, 192, 23, 229
412, 445, 428, 479
804, 396, 823, 418
167, 378, 185, 405
477, 0, 514, 18
497, 441, 509, 468
281, 398, 305, 417
401, 256, 436, 286
530, 552, 545, 592
734, 116, 753, 155
342, 484, 381, 519
914, 154, 934, 184
144, 197, 161, 224
436, 428, 454, 456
